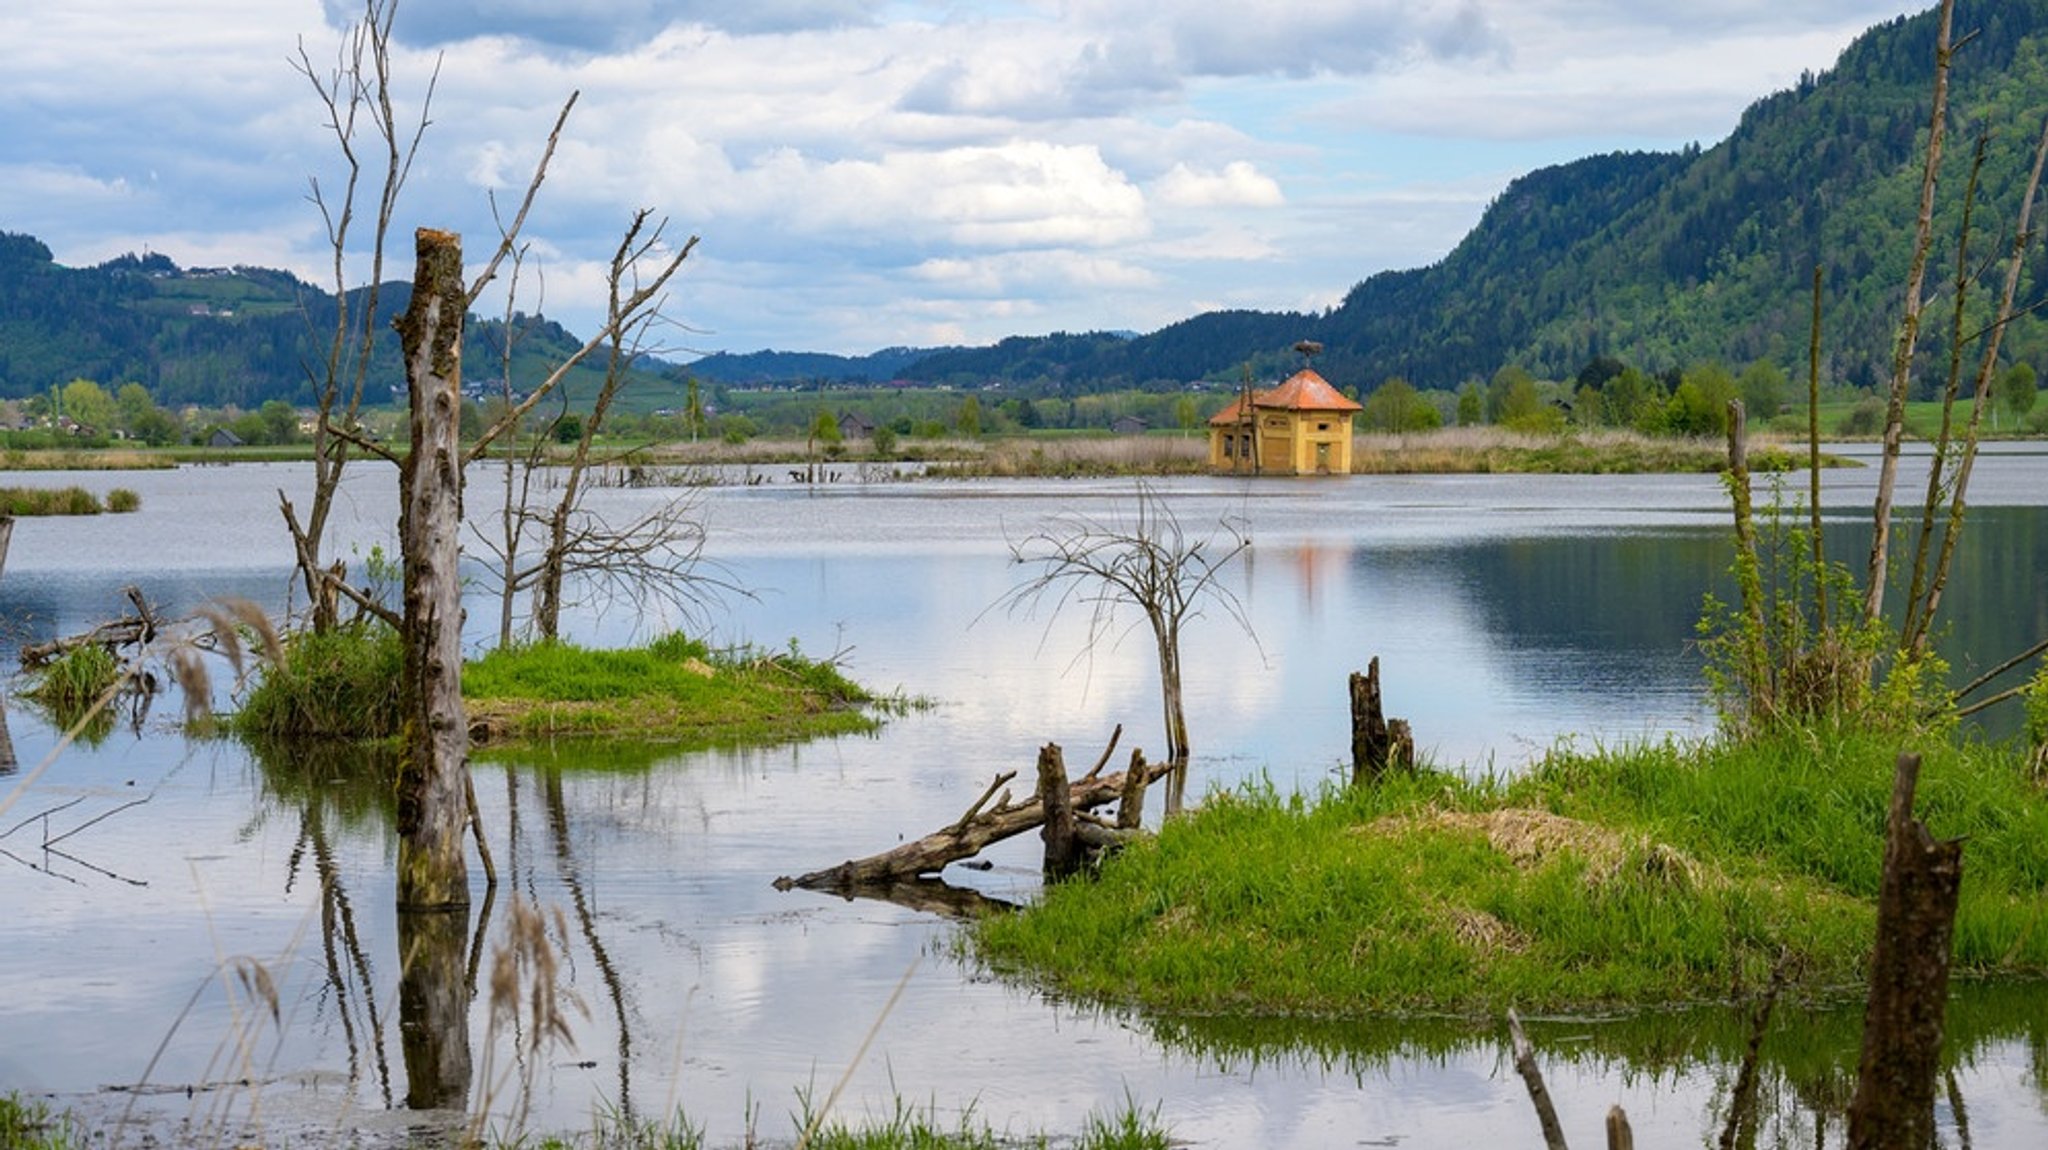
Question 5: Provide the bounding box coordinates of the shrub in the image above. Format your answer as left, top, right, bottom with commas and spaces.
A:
236, 622, 404, 739
1838, 395, 1886, 436
105, 488, 140, 513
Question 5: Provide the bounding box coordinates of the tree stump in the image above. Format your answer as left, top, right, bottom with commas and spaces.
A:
1845, 752, 1965, 1149
1038, 743, 1081, 880
1350, 658, 1413, 785
394, 226, 472, 912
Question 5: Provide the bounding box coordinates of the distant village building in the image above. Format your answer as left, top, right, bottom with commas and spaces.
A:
1110, 415, 1149, 436
1207, 367, 1362, 476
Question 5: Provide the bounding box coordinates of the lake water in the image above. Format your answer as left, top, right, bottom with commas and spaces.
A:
1, 447, 2045, 1147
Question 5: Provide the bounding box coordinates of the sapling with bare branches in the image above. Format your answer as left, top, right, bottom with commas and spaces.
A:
994, 483, 1255, 815
281, 0, 435, 633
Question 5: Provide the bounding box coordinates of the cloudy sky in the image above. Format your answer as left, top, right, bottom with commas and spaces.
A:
1, 0, 1926, 360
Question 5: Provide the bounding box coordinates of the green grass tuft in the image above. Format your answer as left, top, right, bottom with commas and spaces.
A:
0, 1093, 83, 1150
463, 635, 888, 750
22, 644, 121, 713
234, 621, 404, 739
0, 486, 105, 516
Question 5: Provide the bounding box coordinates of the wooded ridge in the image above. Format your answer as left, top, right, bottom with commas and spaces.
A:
7, 2, 2047, 400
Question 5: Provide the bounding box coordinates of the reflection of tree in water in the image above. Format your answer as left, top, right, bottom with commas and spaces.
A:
543, 767, 635, 1124
258, 740, 401, 1107
1143, 982, 2048, 1144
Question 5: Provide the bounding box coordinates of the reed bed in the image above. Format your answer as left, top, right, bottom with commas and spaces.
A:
0, 448, 173, 471
0, 486, 140, 515
973, 727, 2046, 1016
928, 435, 1209, 478
1348, 427, 1816, 474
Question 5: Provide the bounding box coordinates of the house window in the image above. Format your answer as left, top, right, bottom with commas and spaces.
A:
1317, 422, 1329, 431
1222, 435, 1235, 458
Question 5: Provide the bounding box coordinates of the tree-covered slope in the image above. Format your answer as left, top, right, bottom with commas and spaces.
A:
906, 0, 2048, 392
0, 235, 674, 409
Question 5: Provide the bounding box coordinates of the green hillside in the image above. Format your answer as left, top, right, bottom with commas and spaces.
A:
906, 0, 2048, 393
0, 234, 679, 411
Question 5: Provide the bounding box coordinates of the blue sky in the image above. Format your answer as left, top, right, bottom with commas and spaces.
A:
0, 0, 1926, 360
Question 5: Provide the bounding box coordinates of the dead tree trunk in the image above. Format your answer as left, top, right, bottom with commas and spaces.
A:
393, 227, 472, 913
1350, 658, 1413, 785
1038, 743, 1081, 881
776, 744, 1168, 892
1845, 752, 1965, 1149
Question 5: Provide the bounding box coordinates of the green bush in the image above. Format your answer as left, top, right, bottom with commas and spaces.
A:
235, 622, 404, 739
1838, 394, 1886, 436
105, 488, 140, 513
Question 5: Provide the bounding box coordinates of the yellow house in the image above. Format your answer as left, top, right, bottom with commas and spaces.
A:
1207, 368, 1362, 475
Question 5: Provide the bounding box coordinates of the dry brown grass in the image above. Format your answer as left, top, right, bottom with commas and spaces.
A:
1369, 806, 1710, 893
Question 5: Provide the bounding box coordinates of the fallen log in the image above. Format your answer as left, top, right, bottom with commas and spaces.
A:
20, 585, 158, 668
775, 736, 1168, 893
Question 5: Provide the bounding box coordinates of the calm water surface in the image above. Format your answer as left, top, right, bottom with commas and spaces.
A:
1, 450, 2045, 1147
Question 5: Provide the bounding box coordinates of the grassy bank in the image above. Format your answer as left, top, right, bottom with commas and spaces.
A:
1349, 427, 1831, 474
0, 447, 175, 471
0, 1090, 1169, 1150
972, 727, 2048, 1016
234, 628, 896, 751
464, 634, 892, 748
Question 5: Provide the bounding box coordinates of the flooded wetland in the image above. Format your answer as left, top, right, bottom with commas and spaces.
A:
3, 448, 2047, 1147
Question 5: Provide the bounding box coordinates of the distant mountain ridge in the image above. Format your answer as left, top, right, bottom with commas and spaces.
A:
896, 0, 2048, 392
6, 2, 2046, 403
0, 232, 679, 409
683, 345, 954, 385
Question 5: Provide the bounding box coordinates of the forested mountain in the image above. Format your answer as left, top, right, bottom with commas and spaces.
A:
905, 0, 2048, 393
9, 2, 2047, 403
0, 233, 667, 409
681, 345, 950, 385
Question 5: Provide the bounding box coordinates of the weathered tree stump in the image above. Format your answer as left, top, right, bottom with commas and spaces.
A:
394, 227, 472, 913
1350, 658, 1413, 785
1039, 743, 1081, 881
1845, 752, 1964, 1149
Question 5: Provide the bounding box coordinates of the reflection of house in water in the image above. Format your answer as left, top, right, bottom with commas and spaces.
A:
1208, 368, 1361, 475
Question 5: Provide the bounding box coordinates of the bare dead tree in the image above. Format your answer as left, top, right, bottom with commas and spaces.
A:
993, 483, 1254, 815
1900, 116, 2048, 659
282, 0, 437, 632
529, 212, 704, 640
1865, 0, 1955, 626
462, 212, 730, 645
473, 238, 548, 648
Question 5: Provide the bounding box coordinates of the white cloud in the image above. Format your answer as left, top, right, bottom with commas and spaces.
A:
1151, 161, 1284, 208
0, 0, 1927, 356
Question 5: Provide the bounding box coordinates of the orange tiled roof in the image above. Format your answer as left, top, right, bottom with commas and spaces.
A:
1260, 368, 1361, 412
1207, 368, 1360, 425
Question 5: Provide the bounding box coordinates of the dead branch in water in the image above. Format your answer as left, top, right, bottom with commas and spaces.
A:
775, 732, 1163, 894
19, 585, 158, 668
